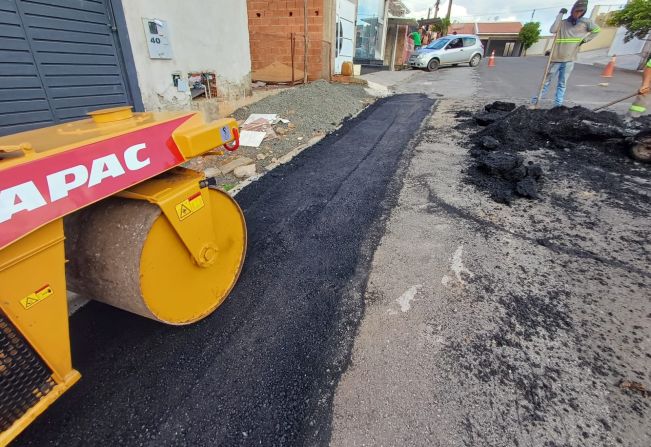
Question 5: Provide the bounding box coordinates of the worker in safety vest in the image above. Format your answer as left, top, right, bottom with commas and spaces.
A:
531, 0, 600, 107
628, 58, 651, 117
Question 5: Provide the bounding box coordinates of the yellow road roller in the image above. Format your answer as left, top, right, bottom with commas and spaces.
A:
0, 106, 247, 445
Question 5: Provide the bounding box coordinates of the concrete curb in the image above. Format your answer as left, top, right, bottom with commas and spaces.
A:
364, 80, 391, 97
360, 70, 420, 94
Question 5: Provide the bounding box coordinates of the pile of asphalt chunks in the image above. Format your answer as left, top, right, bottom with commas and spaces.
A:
466, 100, 641, 204
471, 101, 544, 202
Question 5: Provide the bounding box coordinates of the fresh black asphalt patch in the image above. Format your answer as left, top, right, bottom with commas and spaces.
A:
15, 94, 434, 446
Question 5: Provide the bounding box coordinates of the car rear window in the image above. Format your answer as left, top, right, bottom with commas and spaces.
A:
462, 37, 476, 47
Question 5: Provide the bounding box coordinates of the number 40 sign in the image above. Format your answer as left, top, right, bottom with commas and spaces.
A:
142, 18, 173, 59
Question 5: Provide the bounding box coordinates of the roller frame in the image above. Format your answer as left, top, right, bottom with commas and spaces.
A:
0, 106, 243, 445
118, 168, 219, 267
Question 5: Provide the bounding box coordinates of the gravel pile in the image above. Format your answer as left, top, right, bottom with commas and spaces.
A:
186, 80, 374, 189
233, 79, 373, 154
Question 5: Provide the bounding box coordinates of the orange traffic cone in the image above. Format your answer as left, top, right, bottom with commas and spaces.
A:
601, 55, 616, 78
488, 50, 496, 67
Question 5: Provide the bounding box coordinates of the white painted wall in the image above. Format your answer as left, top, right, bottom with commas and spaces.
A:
526, 36, 554, 56
379, 0, 389, 60
525, 29, 615, 57
122, 0, 252, 113
609, 27, 647, 56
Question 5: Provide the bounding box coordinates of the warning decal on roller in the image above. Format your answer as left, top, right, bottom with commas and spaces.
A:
175, 191, 205, 221
20, 284, 54, 309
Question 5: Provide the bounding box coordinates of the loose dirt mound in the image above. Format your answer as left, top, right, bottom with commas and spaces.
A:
464, 102, 650, 205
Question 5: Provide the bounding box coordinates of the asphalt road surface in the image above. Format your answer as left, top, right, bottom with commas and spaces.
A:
14, 95, 434, 446
476, 56, 642, 113
333, 64, 650, 446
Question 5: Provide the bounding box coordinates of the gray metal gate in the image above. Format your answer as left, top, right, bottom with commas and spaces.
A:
0, 0, 132, 136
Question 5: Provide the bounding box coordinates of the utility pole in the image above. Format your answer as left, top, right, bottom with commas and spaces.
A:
427, 8, 431, 20
530, 9, 536, 21
303, 0, 308, 84
434, 0, 440, 18
445, 0, 453, 21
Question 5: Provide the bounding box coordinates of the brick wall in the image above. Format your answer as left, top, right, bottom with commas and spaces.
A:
247, 0, 326, 81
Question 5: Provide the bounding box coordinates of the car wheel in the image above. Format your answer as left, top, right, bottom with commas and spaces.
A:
426, 58, 440, 72
469, 54, 481, 67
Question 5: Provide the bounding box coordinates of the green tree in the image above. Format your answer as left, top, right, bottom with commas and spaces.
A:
518, 22, 541, 56
607, 0, 651, 42
432, 18, 451, 36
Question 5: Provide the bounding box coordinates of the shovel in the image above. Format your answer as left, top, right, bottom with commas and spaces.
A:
533, 35, 558, 109
593, 92, 639, 112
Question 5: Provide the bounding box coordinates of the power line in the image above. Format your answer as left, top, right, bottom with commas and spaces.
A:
446, 0, 453, 21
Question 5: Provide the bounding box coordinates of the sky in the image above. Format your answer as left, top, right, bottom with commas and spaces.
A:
401, 1, 628, 35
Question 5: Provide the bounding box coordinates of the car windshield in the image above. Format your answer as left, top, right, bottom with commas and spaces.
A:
426, 38, 449, 50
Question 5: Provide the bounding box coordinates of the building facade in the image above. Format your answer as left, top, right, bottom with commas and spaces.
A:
448, 22, 524, 57
122, 0, 252, 114
246, 0, 359, 81
247, 0, 330, 82
0, 0, 252, 137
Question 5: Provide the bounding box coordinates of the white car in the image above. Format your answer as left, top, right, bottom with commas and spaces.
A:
409, 34, 484, 72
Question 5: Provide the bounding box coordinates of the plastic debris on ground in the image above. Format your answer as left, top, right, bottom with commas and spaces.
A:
240, 114, 286, 148
239, 131, 267, 148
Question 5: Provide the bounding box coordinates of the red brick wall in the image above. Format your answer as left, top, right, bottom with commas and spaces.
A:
247, 0, 326, 81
